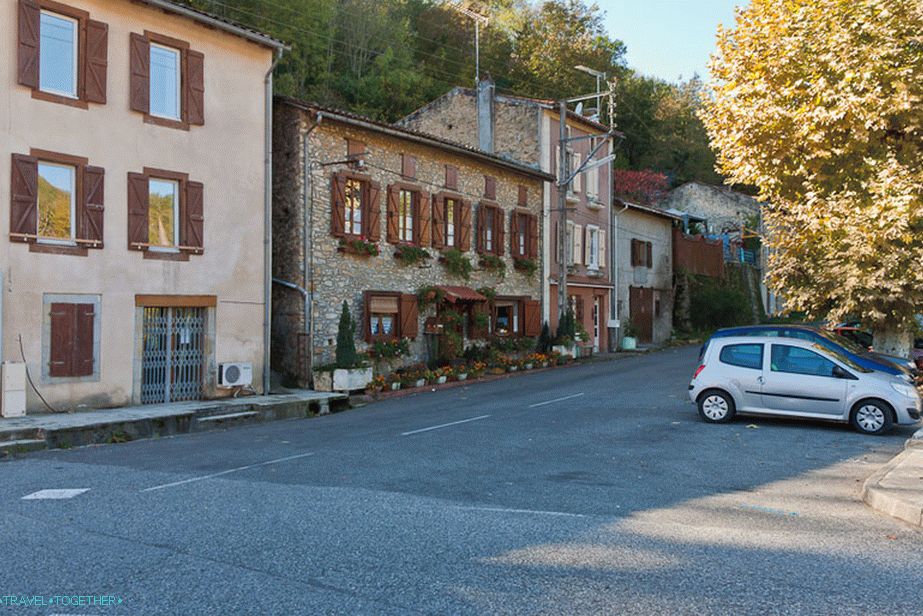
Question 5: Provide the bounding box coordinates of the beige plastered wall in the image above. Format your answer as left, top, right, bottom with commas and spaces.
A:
0, 0, 274, 411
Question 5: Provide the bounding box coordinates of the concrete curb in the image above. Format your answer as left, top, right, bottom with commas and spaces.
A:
861, 438, 923, 528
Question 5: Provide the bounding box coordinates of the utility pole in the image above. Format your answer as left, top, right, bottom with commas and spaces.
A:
557, 100, 569, 325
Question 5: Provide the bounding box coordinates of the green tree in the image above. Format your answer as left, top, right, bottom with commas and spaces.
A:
700, 0, 923, 354
335, 301, 359, 369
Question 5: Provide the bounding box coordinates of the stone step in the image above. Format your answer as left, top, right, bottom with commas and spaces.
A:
0, 427, 44, 443
0, 439, 47, 457
195, 411, 261, 425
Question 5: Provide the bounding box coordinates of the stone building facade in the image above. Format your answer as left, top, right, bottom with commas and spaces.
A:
613, 201, 679, 346
401, 81, 616, 352
272, 98, 550, 384
661, 181, 761, 234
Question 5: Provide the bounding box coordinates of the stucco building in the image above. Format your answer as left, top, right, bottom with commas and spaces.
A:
2, 0, 283, 413
613, 201, 679, 346
400, 80, 616, 352
272, 98, 550, 384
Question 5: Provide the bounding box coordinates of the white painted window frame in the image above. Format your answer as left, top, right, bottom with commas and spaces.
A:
39, 10, 79, 99
150, 42, 182, 121
36, 161, 77, 246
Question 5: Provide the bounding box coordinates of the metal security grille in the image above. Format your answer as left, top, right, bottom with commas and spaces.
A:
141, 307, 206, 404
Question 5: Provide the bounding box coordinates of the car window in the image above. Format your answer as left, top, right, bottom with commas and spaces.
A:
719, 343, 764, 370
817, 329, 865, 355
782, 329, 815, 342
770, 344, 837, 377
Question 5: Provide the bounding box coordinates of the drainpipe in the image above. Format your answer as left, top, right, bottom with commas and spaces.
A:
263, 48, 284, 395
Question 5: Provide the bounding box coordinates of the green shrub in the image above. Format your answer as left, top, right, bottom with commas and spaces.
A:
688, 276, 751, 330
335, 301, 359, 369
442, 249, 473, 280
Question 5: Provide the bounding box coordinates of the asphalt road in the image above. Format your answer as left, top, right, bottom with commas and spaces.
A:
1, 346, 921, 615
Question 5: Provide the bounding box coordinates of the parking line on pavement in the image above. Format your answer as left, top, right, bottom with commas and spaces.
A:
454, 506, 588, 518
528, 392, 585, 408
401, 415, 491, 436
140, 452, 315, 492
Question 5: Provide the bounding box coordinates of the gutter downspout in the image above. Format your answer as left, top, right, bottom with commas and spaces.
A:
263, 48, 284, 395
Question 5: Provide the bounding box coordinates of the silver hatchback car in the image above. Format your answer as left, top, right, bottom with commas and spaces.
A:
688, 336, 922, 435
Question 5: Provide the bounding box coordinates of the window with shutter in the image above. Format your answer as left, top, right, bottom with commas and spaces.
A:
128, 167, 203, 259
478, 203, 502, 255
365, 292, 400, 342
493, 298, 521, 337
46, 299, 98, 379
20, 1, 107, 109
131, 31, 204, 130
484, 176, 496, 200
401, 154, 416, 179
573, 224, 583, 265
445, 165, 458, 190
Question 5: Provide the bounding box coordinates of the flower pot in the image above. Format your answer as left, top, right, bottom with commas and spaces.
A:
552, 344, 576, 359
541, 362, 549, 368
621, 336, 637, 351
457, 373, 468, 381
390, 382, 401, 391
524, 363, 533, 370
414, 378, 426, 388
508, 366, 518, 372
436, 376, 447, 384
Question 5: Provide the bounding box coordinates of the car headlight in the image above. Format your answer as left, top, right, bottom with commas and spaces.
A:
891, 381, 918, 398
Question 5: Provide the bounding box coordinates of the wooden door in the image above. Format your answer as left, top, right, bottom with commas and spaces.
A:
629, 287, 654, 344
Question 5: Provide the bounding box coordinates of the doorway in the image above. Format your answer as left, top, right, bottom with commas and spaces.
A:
141, 306, 206, 404
629, 286, 654, 344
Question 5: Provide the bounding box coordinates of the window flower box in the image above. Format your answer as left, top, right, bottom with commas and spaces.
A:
338, 237, 379, 256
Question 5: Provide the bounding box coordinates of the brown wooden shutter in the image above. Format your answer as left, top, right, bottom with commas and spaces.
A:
401, 154, 416, 179
386, 185, 400, 243
518, 185, 528, 207
84, 20, 108, 104
445, 165, 458, 190
431, 195, 445, 249
523, 299, 541, 336
347, 139, 365, 161
509, 211, 518, 256
528, 214, 539, 260
470, 301, 489, 339
127, 172, 149, 248
484, 176, 496, 200
74, 304, 95, 377
185, 181, 204, 251
458, 200, 471, 251
17, 0, 40, 89
495, 207, 505, 256
399, 294, 418, 339
185, 49, 205, 125
80, 166, 105, 247
129, 33, 150, 114
418, 192, 431, 247
646, 241, 653, 268
49, 303, 75, 377
10, 154, 38, 242
330, 174, 346, 237
366, 180, 381, 241
630, 239, 639, 266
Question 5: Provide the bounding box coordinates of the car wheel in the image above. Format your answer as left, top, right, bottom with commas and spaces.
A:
850, 400, 894, 435
697, 390, 736, 423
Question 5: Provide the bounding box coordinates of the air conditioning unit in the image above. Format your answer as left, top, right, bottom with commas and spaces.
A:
218, 362, 253, 388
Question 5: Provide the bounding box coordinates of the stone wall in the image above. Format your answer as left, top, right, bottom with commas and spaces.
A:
273, 102, 545, 381
401, 89, 542, 167
662, 182, 761, 233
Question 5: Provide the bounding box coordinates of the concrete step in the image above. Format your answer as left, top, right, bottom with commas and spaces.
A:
195, 411, 261, 426
0, 439, 47, 457
0, 427, 44, 443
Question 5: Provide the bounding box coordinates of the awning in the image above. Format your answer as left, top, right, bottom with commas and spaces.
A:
436, 285, 487, 303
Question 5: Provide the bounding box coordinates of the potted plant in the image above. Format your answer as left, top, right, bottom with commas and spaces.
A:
313, 302, 373, 392
454, 363, 469, 381
551, 308, 578, 358
622, 321, 639, 351
390, 377, 402, 391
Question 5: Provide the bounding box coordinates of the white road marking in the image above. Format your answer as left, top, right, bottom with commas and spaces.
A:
528, 392, 585, 408
454, 506, 588, 518
22, 489, 90, 500
140, 452, 315, 492
401, 415, 491, 436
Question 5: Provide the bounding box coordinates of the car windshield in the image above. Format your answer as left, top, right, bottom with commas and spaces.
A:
811, 342, 872, 373
818, 329, 867, 355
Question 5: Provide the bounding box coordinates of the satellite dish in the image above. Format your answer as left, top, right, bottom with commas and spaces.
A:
575, 102, 583, 115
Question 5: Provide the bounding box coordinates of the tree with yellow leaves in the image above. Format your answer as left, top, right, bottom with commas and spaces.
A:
700, 0, 923, 355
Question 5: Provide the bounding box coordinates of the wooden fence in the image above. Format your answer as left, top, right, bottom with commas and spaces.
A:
673, 228, 724, 278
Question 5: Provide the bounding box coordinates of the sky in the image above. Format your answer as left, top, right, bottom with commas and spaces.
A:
601, 0, 745, 83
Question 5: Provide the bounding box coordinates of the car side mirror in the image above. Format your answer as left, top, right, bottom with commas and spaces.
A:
832, 365, 852, 379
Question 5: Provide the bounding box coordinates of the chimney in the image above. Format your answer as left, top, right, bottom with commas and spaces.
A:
477, 76, 495, 153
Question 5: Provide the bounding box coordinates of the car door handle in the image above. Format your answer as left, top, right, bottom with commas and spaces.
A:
757, 376, 765, 384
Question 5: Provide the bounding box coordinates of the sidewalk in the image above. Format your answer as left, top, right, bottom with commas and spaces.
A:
0, 390, 347, 456
862, 427, 923, 527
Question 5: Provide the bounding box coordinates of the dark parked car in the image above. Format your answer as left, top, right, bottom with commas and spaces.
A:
702, 325, 916, 381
